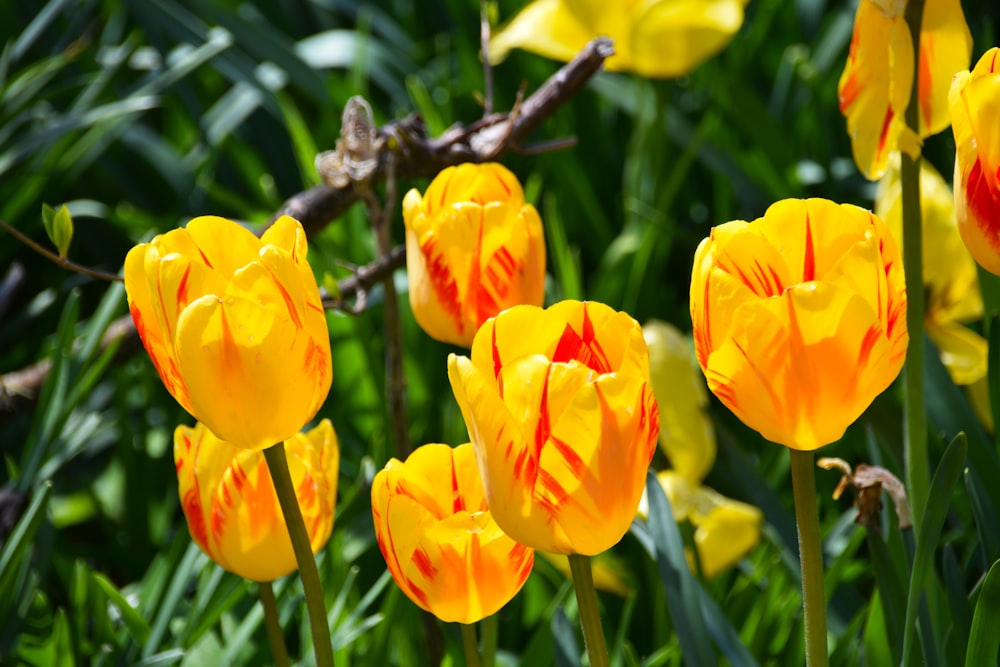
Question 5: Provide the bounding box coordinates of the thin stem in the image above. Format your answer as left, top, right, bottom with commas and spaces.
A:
263, 443, 335, 667
567, 554, 610, 667
461, 623, 483, 667
0, 220, 123, 283
363, 159, 411, 460
480, 613, 498, 667
790, 449, 828, 667
901, 0, 928, 534
480, 0, 494, 116
259, 582, 290, 667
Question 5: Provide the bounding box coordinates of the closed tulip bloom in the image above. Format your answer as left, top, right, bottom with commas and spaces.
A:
690, 199, 908, 451
403, 163, 545, 348
174, 419, 339, 582
489, 0, 749, 79
448, 300, 659, 555
371, 443, 534, 624
838, 0, 972, 180
124, 215, 332, 451
876, 153, 986, 385
950, 48, 1000, 276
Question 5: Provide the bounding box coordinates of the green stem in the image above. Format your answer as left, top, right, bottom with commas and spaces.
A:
264, 443, 335, 667
790, 449, 828, 667
480, 613, 498, 667
901, 0, 928, 534
568, 554, 610, 667
259, 582, 290, 667
461, 623, 483, 667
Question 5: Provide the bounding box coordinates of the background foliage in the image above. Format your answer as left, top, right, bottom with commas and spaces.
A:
2, 0, 999, 665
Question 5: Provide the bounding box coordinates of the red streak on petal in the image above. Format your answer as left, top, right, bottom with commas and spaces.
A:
858, 324, 880, 369
876, 107, 895, 166
421, 237, 466, 338
695, 278, 712, 369
182, 486, 209, 549
270, 273, 303, 328
176, 265, 192, 310
231, 460, 247, 492
492, 324, 505, 397
918, 35, 934, 133
450, 455, 465, 514
803, 212, 815, 282
551, 306, 612, 374
412, 546, 438, 582
968, 159, 1000, 251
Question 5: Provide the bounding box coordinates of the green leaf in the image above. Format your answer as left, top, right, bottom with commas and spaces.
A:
552, 607, 581, 667
643, 471, 717, 667
93, 572, 151, 647
901, 433, 968, 666
966, 558, 1000, 667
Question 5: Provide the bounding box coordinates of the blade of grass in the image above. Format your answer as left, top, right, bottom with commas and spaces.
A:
965, 558, 1000, 667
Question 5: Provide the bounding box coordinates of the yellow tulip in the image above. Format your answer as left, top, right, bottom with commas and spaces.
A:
690, 198, 908, 451
174, 419, 339, 583
448, 300, 659, 555
371, 443, 534, 624
643, 319, 715, 481
124, 215, 332, 451
637, 471, 762, 579
875, 153, 986, 385
950, 48, 1000, 276
403, 163, 546, 348
640, 320, 762, 578
489, 0, 749, 79
838, 0, 972, 180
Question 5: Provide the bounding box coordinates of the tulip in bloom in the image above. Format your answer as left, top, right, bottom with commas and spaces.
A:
838, 0, 972, 180
950, 48, 1000, 276
371, 443, 534, 624
175, 419, 339, 582
488, 0, 750, 79
638, 320, 762, 578
690, 199, 908, 451
124, 215, 332, 451
403, 163, 545, 347
876, 153, 986, 386
448, 300, 659, 555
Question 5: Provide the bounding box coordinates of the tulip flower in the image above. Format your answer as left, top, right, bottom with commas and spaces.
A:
838, 0, 972, 180
690, 198, 908, 451
371, 443, 534, 624
124, 215, 332, 451
875, 153, 986, 386
950, 48, 1000, 277
638, 320, 762, 579
488, 0, 749, 79
174, 419, 339, 582
403, 163, 546, 348
448, 300, 659, 555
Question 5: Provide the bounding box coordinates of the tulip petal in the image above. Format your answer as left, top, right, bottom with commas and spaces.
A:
175, 280, 328, 451
488, 0, 596, 66
631, 0, 747, 79
706, 282, 896, 450
916, 0, 972, 137
693, 500, 762, 579
184, 216, 264, 277
927, 319, 987, 386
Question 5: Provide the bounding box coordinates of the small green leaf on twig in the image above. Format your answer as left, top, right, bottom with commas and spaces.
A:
41, 204, 74, 259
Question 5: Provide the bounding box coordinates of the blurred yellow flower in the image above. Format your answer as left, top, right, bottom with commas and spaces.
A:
174, 419, 339, 582
875, 153, 986, 386
448, 300, 659, 555
488, 0, 749, 79
950, 48, 1000, 276
690, 199, 908, 450
125, 215, 332, 451
838, 0, 972, 180
371, 443, 534, 624
639, 320, 762, 579
403, 163, 546, 348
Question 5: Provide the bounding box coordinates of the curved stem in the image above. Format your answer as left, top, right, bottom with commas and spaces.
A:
461, 623, 483, 667
264, 443, 335, 667
259, 582, 290, 667
901, 0, 928, 535
481, 613, 498, 667
568, 554, 610, 667
790, 449, 828, 667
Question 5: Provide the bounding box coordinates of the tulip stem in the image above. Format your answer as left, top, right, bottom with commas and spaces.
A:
790, 449, 828, 667
264, 443, 335, 667
461, 623, 483, 667
259, 582, 290, 667
481, 613, 498, 667
568, 554, 610, 667
901, 0, 928, 533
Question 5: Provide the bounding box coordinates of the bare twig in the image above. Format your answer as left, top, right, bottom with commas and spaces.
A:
0, 220, 124, 283
270, 37, 615, 236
